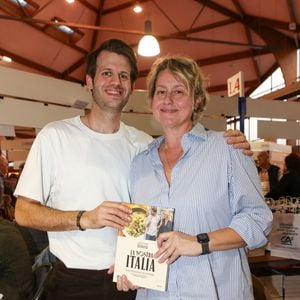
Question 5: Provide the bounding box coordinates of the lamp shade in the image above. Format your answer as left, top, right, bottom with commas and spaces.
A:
137, 20, 160, 57
138, 35, 160, 57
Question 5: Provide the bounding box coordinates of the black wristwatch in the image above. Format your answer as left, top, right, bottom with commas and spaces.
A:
196, 233, 210, 255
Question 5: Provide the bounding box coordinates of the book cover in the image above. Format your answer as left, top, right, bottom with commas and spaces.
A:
113, 203, 175, 291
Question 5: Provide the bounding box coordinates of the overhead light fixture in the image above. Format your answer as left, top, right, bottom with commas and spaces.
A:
133, 3, 142, 13
66, 0, 75, 3
0, 56, 12, 63
137, 20, 160, 57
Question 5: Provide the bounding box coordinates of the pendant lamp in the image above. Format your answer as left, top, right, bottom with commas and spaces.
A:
137, 20, 160, 57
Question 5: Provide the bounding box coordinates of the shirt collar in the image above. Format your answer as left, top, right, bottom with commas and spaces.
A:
147, 122, 209, 153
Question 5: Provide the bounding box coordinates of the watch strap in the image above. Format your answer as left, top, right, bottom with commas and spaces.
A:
200, 241, 210, 255
196, 233, 210, 255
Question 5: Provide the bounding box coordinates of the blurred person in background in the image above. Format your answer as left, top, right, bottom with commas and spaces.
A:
292, 145, 300, 157
0, 155, 14, 221
257, 151, 281, 196
266, 153, 300, 200
0, 155, 8, 205
0, 214, 34, 300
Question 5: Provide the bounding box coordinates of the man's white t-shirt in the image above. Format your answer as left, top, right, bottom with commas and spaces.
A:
15, 116, 152, 270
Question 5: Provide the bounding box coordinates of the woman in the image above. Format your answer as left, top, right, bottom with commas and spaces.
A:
266, 153, 300, 200
157, 211, 173, 236
118, 56, 272, 299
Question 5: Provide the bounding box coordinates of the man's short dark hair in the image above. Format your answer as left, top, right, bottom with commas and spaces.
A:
86, 39, 138, 83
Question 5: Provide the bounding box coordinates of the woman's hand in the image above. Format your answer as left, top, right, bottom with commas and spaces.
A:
224, 129, 253, 156
155, 231, 201, 264
107, 265, 138, 291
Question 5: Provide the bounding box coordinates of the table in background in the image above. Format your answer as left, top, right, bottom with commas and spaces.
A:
249, 251, 300, 300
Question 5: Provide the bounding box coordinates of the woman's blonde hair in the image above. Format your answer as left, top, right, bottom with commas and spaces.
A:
147, 56, 209, 121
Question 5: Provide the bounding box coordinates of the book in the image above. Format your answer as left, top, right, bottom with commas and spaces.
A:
113, 203, 175, 291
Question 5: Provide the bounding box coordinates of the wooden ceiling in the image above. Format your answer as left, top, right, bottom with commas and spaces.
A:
0, 0, 299, 99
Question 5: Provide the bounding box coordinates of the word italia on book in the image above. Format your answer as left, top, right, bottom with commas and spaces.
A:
113, 203, 175, 291
126, 249, 155, 272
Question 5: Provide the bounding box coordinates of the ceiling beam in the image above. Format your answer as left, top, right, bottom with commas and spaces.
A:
231, 0, 261, 79
0, 15, 88, 54
61, 0, 106, 79
248, 15, 300, 33
101, 0, 150, 15
0, 47, 80, 82
176, 33, 264, 49
194, 0, 297, 44
90, 0, 105, 51
151, 0, 181, 32
0, 47, 63, 78
189, 1, 207, 29
262, 81, 300, 100
194, 0, 241, 20
0, 14, 146, 35
287, 0, 300, 48
195, 0, 297, 87
189, 18, 235, 33
61, 57, 86, 80
139, 48, 271, 78
32, 0, 54, 16
196, 48, 270, 66
76, 0, 98, 13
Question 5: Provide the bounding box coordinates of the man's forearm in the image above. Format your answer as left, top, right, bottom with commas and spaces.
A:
15, 196, 79, 231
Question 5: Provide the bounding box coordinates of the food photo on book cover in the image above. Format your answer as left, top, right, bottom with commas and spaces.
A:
113, 203, 175, 291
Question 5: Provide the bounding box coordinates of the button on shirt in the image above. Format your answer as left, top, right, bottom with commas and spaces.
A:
129, 123, 273, 300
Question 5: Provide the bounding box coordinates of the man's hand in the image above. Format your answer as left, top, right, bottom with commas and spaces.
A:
80, 201, 132, 230
224, 129, 253, 156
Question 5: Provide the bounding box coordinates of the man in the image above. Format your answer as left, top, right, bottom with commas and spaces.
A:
0, 216, 34, 300
14, 39, 251, 300
0, 155, 8, 205
292, 145, 300, 157
257, 151, 281, 195
145, 207, 160, 240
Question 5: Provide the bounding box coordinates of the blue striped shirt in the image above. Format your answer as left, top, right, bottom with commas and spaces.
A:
129, 123, 272, 300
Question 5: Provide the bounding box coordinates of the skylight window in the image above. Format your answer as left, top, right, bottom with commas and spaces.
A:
6, 0, 39, 15
250, 68, 285, 99
47, 17, 84, 43
56, 24, 74, 35
10, 0, 28, 7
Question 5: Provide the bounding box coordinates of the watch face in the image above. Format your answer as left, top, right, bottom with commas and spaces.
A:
197, 233, 209, 243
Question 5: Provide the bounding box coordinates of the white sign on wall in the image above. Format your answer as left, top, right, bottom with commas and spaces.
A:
227, 71, 244, 97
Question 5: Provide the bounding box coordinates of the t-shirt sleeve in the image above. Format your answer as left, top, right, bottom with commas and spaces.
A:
14, 129, 56, 204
